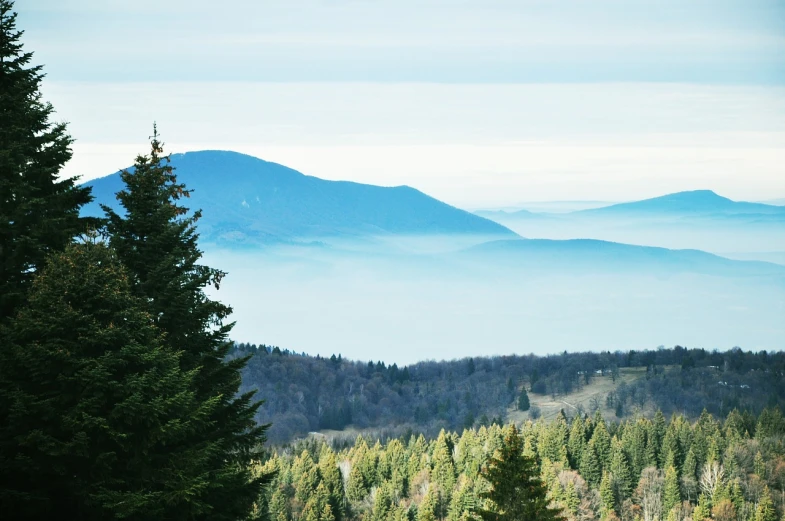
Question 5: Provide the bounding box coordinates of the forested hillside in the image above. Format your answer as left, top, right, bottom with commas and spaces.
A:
230, 345, 785, 444
255, 408, 785, 521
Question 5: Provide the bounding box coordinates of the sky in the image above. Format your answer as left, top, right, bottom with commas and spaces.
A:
17, 0, 785, 208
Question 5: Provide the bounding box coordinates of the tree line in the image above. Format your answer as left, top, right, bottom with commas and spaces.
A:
0, 2, 271, 518
230, 343, 785, 444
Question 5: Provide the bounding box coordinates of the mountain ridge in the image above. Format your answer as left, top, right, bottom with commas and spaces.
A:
462, 238, 785, 277
82, 150, 518, 245
575, 189, 785, 216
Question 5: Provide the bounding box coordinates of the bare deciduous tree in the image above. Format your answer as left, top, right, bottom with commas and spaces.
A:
699, 461, 725, 500
636, 467, 664, 521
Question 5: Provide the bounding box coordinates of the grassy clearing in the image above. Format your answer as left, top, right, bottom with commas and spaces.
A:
306, 366, 679, 444
508, 366, 678, 423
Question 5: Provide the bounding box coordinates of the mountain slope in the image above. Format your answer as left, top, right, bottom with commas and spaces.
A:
82, 150, 516, 245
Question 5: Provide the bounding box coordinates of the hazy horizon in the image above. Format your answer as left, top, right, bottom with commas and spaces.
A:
17, 0, 785, 207
14, 0, 785, 364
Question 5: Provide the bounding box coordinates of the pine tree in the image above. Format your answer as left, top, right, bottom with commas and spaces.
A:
269, 487, 290, 521
579, 439, 602, 487
103, 131, 273, 519
477, 425, 564, 521
432, 429, 457, 508
319, 450, 346, 521
663, 466, 681, 515
372, 484, 394, 521
753, 451, 766, 479
609, 440, 633, 501
693, 494, 711, 521
567, 415, 587, 470
0, 0, 93, 320
682, 447, 698, 481
0, 241, 215, 519
755, 408, 785, 440
418, 485, 438, 521
754, 487, 776, 521
599, 471, 616, 519
347, 463, 369, 502
563, 481, 580, 517
591, 421, 612, 471
518, 389, 531, 412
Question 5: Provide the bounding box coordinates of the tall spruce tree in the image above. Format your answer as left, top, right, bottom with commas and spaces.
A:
478, 425, 564, 521
518, 389, 531, 412
0, 0, 93, 320
0, 240, 217, 520
103, 131, 273, 520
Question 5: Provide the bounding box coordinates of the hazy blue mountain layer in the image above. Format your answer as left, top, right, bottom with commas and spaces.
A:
82, 150, 516, 245
575, 189, 785, 217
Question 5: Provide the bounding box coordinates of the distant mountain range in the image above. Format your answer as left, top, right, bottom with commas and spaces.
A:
82, 154, 785, 275
81, 151, 516, 245
463, 239, 785, 277
476, 190, 785, 221
576, 190, 785, 218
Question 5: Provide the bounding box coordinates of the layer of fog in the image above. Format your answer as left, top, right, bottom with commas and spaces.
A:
478, 215, 785, 265
204, 241, 785, 365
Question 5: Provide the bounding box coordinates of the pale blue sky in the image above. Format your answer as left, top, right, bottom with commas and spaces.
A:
17, 0, 785, 206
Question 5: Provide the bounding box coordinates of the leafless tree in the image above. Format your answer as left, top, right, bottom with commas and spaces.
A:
699, 461, 725, 500
636, 467, 664, 521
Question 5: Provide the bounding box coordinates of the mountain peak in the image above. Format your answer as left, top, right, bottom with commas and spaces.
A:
578, 189, 782, 216
81, 150, 516, 245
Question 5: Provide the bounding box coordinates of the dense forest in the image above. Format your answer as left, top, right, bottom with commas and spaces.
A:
255, 408, 785, 521
229, 344, 785, 444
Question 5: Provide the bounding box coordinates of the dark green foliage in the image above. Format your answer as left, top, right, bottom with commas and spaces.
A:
0, 0, 93, 320
477, 425, 564, 521
0, 241, 214, 519
518, 388, 531, 411
103, 133, 273, 519
599, 471, 616, 518
236, 345, 785, 444
579, 439, 602, 487
663, 465, 681, 514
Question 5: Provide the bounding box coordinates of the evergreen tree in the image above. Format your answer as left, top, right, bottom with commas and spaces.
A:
269, 488, 290, 521
663, 466, 681, 515
753, 451, 766, 479
682, 447, 698, 481
103, 131, 273, 519
372, 484, 394, 521
418, 485, 438, 521
347, 463, 369, 502
0, 0, 93, 320
0, 241, 215, 519
432, 430, 457, 507
591, 421, 612, 470
518, 389, 531, 412
599, 471, 616, 518
319, 451, 346, 521
579, 439, 602, 487
609, 440, 633, 501
567, 415, 587, 470
693, 494, 711, 521
754, 487, 776, 521
755, 408, 784, 440
477, 425, 563, 521
563, 481, 580, 518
